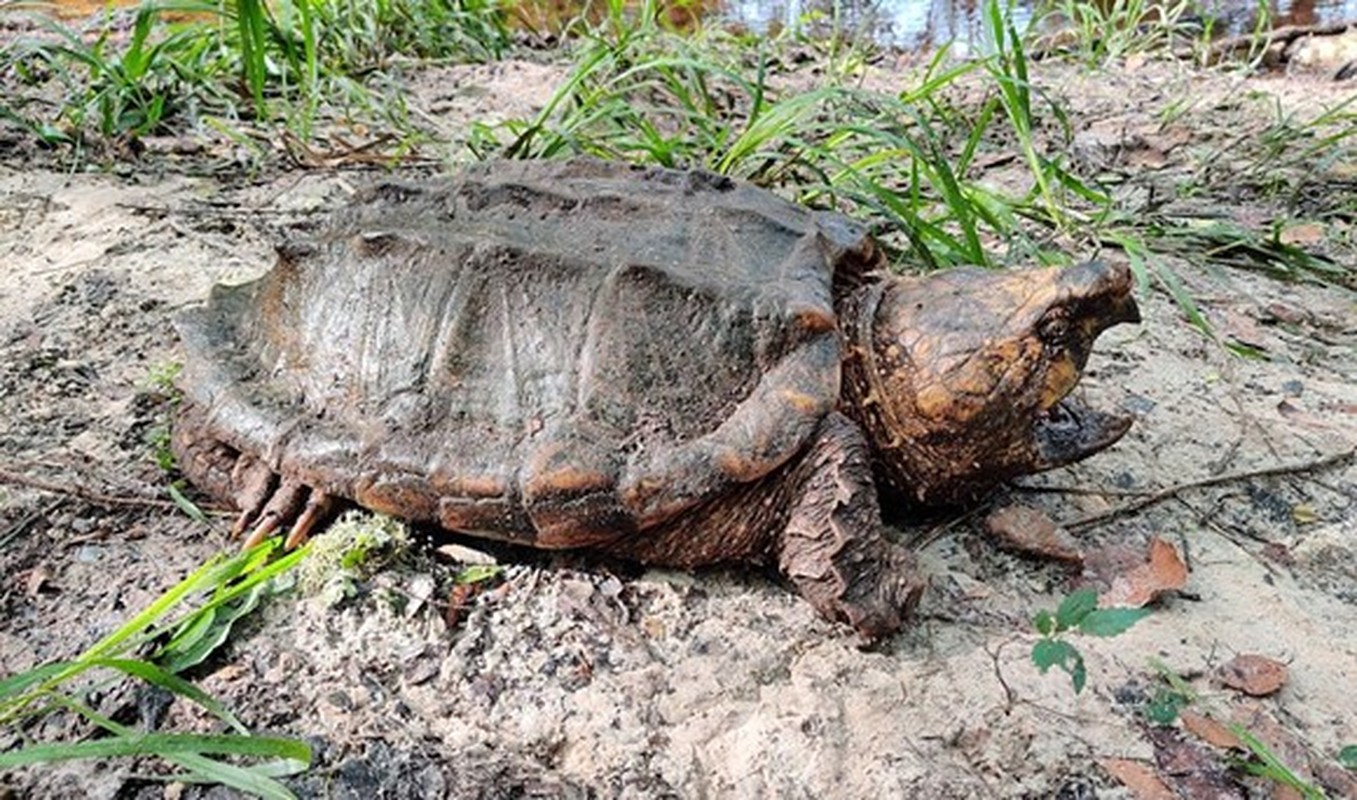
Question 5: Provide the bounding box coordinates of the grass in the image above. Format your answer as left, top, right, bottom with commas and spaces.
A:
1, 0, 511, 148
472, 0, 1096, 270
0, 540, 313, 799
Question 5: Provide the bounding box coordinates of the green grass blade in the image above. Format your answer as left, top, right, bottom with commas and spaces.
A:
0, 733, 310, 767
158, 752, 304, 800
90, 658, 249, 734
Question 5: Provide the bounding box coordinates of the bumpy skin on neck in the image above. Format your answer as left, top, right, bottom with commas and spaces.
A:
838, 262, 1140, 505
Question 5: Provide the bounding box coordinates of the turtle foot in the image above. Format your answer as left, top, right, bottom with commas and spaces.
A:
172, 403, 336, 549
779, 413, 926, 640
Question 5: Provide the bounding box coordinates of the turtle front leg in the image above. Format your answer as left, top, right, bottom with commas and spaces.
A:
172, 401, 336, 548
778, 412, 925, 640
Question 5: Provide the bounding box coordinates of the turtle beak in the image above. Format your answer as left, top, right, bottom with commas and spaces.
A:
1031, 261, 1140, 469
1032, 398, 1133, 469
1108, 289, 1141, 327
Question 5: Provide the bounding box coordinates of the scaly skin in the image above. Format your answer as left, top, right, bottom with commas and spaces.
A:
840, 261, 1139, 506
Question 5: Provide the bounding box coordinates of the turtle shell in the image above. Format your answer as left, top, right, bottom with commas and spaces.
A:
176, 159, 881, 548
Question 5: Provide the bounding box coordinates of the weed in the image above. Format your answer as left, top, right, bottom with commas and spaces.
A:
456, 563, 505, 585
476, 0, 1060, 270
4, 4, 233, 141
1037, 0, 1209, 65
1030, 588, 1150, 694
0, 541, 311, 798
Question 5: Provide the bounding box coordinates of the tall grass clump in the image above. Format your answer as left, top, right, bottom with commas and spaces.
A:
0, 0, 512, 146
1036, 0, 1212, 65
474, 0, 1079, 270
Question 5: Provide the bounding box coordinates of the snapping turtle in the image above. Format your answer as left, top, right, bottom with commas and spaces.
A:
173, 159, 1138, 637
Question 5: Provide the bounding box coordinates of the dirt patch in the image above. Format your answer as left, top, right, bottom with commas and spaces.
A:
1, 55, 1356, 799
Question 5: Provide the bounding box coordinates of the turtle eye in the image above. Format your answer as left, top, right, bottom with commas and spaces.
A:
1038, 309, 1070, 345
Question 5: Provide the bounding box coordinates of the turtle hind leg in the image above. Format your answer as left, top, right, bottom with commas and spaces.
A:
778, 412, 925, 640
171, 401, 337, 548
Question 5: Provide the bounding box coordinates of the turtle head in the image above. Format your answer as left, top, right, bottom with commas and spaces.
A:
843, 261, 1139, 505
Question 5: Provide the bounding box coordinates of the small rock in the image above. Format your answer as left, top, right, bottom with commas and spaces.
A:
74, 545, 104, 563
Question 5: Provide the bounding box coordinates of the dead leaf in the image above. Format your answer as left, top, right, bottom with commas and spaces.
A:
24, 564, 53, 597
1147, 727, 1243, 798
984, 504, 1083, 563
1100, 757, 1175, 800
1313, 762, 1357, 799
444, 582, 482, 630
1101, 536, 1189, 608
1291, 504, 1320, 524
1276, 398, 1330, 429
1180, 710, 1242, 749
1278, 222, 1325, 246
435, 542, 498, 565
1217, 654, 1287, 696
1260, 541, 1296, 567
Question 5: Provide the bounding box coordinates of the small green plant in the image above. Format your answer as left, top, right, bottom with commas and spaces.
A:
1030, 588, 1150, 694
1339, 745, 1357, 769
0, 540, 312, 798
982, 0, 1111, 232
454, 563, 505, 586
5, 3, 231, 142
1143, 660, 1334, 798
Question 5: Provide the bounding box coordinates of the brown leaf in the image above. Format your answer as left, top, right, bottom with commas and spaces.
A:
1278, 222, 1325, 246
984, 504, 1083, 563
1101, 536, 1189, 608
24, 564, 53, 598
1276, 398, 1329, 430
1259, 302, 1310, 325
1180, 710, 1242, 749
444, 582, 482, 630
1217, 654, 1287, 696
1147, 727, 1244, 799
1313, 762, 1357, 799
1260, 541, 1296, 567
1100, 757, 1175, 800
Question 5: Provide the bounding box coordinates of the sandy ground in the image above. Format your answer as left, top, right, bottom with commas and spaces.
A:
1, 50, 1356, 799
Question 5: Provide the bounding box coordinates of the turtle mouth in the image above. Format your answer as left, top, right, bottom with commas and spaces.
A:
1032, 395, 1133, 469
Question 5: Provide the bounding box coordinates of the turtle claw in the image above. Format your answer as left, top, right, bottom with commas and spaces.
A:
284, 491, 335, 549
229, 454, 276, 538
240, 477, 309, 550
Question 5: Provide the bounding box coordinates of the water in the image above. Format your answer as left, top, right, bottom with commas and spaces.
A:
721, 0, 1357, 51
40, 0, 1357, 52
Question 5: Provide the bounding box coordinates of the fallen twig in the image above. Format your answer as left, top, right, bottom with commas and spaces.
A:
1062, 447, 1357, 531
0, 468, 228, 516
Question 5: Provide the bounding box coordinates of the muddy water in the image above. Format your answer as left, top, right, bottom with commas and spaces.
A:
43, 0, 1357, 50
